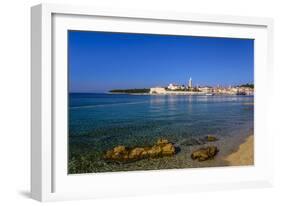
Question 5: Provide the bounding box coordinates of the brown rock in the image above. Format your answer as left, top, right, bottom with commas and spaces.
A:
208, 146, 218, 156
147, 145, 162, 157
104, 151, 112, 160
103, 145, 128, 161
161, 143, 176, 155
113, 145, 126, 154
129, 147, 145, 159
103, 139, 176, 162
191, 146, 219, 161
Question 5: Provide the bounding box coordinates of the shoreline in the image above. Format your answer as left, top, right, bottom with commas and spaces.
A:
224, 135, 254, 166
109, 92, 254, 96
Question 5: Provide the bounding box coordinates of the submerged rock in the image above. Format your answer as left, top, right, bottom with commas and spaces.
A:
180, 135, 219, 147
103, 139, 176, 162
181, 138, 204, 146
205, 135, 218, 142
191, 146, 219, 161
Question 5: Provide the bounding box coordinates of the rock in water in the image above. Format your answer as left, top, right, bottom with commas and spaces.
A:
104, 145, 129, 161
205, 135, 218, 142
113, 145, 126, 153
191, 146, 219, 161
181, 138, 204, 146
103, 139, 176, 162
128, 147, 145, 159
147, 145, 162, 157
161, 143, 176, 155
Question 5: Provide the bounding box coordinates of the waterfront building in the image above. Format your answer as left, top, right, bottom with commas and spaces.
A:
238, 87, 254, 95
150, 87, 166, 94
188, 77, 192, 88
167, 83, 181, 90
199, 86, 212, 93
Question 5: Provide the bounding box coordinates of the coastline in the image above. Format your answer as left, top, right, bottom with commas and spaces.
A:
224, 135, 254, 166
109, 92, 253, 96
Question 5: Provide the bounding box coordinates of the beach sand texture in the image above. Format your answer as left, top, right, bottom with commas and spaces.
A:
225, 135, 254, 166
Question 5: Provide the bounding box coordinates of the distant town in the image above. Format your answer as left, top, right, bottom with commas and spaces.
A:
109, 77, 254, 96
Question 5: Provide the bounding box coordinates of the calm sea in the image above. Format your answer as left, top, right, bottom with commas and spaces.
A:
68, 93, 254, 173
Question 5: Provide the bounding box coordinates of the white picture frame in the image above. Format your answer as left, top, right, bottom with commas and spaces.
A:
31, 3, 274, 202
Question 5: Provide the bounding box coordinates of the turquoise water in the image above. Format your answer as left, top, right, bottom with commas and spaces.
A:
68, 93, 254, 173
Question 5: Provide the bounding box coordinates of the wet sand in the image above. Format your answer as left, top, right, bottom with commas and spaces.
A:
224, 135, 254, 166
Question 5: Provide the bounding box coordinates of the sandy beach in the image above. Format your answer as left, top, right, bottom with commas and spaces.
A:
225, 135, 254, 166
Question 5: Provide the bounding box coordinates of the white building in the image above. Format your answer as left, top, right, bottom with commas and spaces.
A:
188, 77, 192, 88
199, 86, 212, 93
167, 83, 180, 90
150, 87, 166, 94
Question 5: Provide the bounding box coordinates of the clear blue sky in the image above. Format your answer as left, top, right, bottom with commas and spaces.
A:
68, 31, 254, 93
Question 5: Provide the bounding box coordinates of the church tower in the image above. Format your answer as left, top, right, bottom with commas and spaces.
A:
188, 77, 192, 88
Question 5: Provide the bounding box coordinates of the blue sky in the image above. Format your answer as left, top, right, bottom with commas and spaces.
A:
68, 31, 254, 93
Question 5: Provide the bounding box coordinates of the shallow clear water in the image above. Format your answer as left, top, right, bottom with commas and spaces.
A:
68, 93, 254, 173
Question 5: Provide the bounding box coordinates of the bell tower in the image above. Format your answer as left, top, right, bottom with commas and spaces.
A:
188, 77, 192, 88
